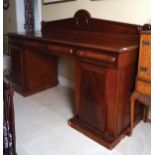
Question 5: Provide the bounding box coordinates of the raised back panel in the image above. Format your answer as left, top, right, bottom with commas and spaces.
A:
41, 9, 140, 35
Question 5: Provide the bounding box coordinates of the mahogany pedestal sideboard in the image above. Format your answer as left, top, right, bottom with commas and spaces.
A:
8, 10, 144, 150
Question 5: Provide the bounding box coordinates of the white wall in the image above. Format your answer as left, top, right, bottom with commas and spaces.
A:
3, 0, 25, 54
3, 0, 17, 34
42, 0, 150, 25
3, 0, 25, 34
3, 0, 17, 54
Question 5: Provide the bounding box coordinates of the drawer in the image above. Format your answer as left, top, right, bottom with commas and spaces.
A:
47, 44, 73, 56
77, 50, 116, 63
25, 40, 74, 56
9, 39, 23, 46
136, 80, 151, 95
25, 40, 46, 50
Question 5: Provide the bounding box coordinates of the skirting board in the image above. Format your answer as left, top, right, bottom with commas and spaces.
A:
58, 76, 75, 89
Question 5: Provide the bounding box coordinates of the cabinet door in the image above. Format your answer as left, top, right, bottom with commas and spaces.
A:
10, 44, 25, 87
77, 62, 118, 134
23, 49, 58, 91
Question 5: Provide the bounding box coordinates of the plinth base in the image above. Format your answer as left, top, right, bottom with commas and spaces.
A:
69, 116, 131, 150
13, 81, 58, 97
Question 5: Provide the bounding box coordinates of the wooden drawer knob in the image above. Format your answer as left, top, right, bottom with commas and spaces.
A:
70, 49, 73, 54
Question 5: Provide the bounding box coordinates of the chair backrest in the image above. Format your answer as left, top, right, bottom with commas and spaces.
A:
3, 79, 17, 155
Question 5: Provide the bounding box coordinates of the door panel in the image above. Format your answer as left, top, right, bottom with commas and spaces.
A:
78, 63, 118, 136
79, 63, 107, 132
10, 45, 25, 87
24, 50, 58, 91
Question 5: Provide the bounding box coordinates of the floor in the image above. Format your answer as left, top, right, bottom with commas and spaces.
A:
14, 85, 151, 155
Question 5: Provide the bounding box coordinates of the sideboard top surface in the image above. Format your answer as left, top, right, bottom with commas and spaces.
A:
8, 9, 141, 53
9, 30, 139, 53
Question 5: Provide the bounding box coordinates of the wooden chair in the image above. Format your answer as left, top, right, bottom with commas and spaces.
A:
129, 24, 151, 135
3, 79, 17, 155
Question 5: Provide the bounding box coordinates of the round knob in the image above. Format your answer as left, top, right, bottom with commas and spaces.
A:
70, 49, 73, 54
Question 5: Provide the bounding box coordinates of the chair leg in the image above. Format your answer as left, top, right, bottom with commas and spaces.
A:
144, 105, 150, 122
143, 106, 147, 121
128, 91, 151, 136
128, 91, 138, 136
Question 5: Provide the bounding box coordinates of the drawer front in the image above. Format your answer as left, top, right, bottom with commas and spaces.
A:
47, 44, 73, 56
25, 40, 74, 56
138, 34, 151, 81
9, 38, 23, 47
77, 50, 116, 63
136, 80, 151, 95
25, 40, 46, 50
